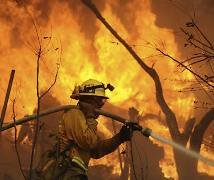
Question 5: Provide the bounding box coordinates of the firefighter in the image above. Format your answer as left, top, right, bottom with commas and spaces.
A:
38, 79, 138, 180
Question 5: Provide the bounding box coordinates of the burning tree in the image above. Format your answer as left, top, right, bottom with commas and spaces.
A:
80, 0, 214, 179
0, 0, 213, 179
156, 18, 214, 179
0, 1, 61, 179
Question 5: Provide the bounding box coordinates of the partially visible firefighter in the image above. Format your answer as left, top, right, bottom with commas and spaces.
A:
36, 79, 138, 180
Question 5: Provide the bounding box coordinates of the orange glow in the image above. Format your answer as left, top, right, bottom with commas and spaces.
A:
0, 0, 213, 179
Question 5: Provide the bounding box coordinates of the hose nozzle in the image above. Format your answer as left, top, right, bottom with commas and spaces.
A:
141, 128, 152, 137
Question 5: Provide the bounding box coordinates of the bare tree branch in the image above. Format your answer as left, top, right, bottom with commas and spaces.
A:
81, 0, 181, 140
39, 62, 60, 99
187, 57, 211, 66
193, 20, 214, 49
156, 48, 214, 89
181, 27, 214, 53
13, 2, 61, 178
181, 55, 207, 64
12, 99, 27, 180
80, 1, 214, 179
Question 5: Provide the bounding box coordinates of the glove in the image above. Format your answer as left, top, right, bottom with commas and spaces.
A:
79, 101, 99, 119
128, 107, 140, 122
118, 122, 141, 142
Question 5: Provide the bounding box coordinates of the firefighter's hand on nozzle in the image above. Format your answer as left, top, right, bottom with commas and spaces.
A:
119, 122, 141, 142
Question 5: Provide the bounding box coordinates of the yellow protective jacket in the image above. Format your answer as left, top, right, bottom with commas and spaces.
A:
60, 107, 122, 170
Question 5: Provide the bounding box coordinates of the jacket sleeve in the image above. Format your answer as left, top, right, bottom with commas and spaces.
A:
90, 133, 123, 159
63, 109, 99, 150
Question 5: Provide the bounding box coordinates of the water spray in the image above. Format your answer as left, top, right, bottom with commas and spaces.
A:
95, 107, 214, 167
150, 131, 214, 166
1, 104, 213, 166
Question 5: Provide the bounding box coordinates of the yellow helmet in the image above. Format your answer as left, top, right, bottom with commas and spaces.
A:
70, 79, 114, 100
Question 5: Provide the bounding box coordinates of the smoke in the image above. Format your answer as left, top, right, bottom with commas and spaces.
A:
4, 0, 105, 38
64, 0, 105, 40
110, 0, 140, 41
10, 25, 23, 48
2, 0, 213, 55
14, 0, 56, 25
150, 0, 214, 118
15, 0, 104, 39
9, 0, 108, 70
150, 0, 214, 52
0, 1, 213, 178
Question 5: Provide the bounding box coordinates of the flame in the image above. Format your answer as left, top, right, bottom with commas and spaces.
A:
0, 0, 213, 179
198, 145, 214, 175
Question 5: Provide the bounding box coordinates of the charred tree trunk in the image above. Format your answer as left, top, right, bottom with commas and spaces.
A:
173, 109, 213, 179
189, 108, 214, 176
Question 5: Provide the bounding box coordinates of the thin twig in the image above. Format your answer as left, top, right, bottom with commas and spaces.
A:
187, 57, 210, 66
12, 99, 27, 180
14, 1, 61, 178
190, 40, 214, 56
192, 38, 214, 51
193, 20, 214, 49
29, 47, 42, 179
39, 63, 59, 99
180, 28, 214, 55
193, 75, 214, 102
180, 55, 206, 64
156, 48, 214, 89
167, 0, 193, 20
25, 41, 38, 55
41, 26, 53, 54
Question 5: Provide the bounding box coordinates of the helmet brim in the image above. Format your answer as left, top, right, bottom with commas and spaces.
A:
70, 93, 109, 100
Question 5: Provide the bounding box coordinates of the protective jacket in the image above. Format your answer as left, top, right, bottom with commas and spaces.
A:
60, 107, 123, 172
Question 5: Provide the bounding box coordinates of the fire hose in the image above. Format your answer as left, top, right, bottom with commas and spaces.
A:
0, 104, 214, 166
